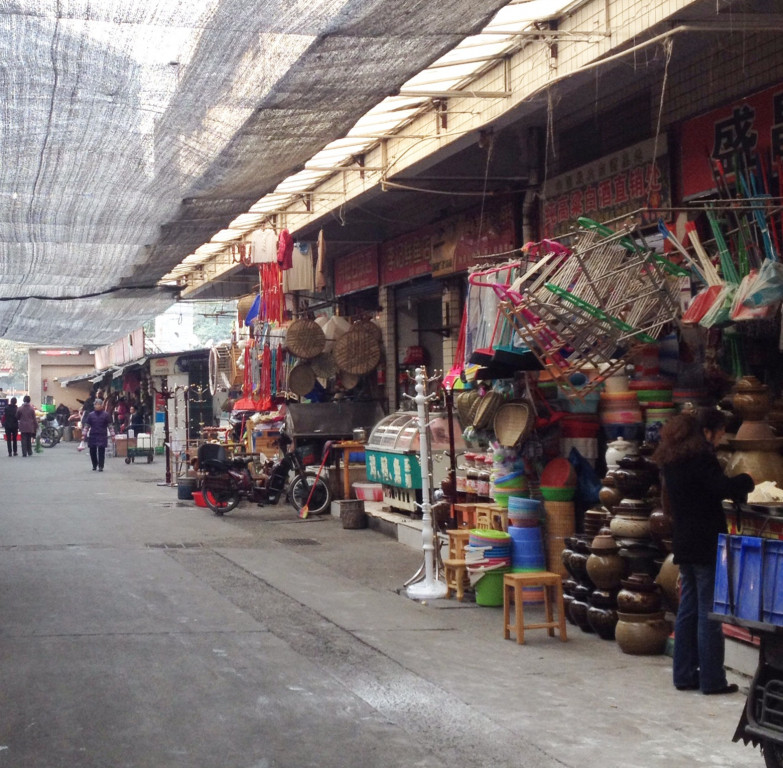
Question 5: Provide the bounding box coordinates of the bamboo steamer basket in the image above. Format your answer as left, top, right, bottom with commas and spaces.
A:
288, 363, 316, 396
333, 325, 381, 375
493, 401, 534, 447
285, 319, 326, 359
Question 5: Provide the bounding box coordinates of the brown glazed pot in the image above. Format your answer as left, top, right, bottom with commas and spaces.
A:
615, 611, 671, 655
732, 375, 771, 422
586, 552, 625, 590
587, 605, 618, 640
616, 584, 662, 614
569, 600, 594, 633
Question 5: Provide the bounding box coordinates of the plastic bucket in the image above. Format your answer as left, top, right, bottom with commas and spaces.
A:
192, 491, 207, 508
475, 570, 507, 606
177, 477, 197, 500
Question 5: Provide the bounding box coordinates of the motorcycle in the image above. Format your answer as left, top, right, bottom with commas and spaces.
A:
198, 428, 331, 516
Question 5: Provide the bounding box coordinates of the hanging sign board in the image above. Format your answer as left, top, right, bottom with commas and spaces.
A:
334, 245, 379, 295
149, 356, 178, 377
541, 137, 671, 237
681, 81, 783, 198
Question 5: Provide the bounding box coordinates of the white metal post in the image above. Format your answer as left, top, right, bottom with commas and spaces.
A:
406, 367, 447, 600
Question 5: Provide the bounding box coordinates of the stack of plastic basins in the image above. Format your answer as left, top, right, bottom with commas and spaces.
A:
466, 530, 511, 606
508, 499, 546, 604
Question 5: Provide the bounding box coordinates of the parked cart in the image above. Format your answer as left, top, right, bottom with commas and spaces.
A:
124, 432, 154, 464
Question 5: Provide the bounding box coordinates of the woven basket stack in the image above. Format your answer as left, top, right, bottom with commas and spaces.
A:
543, 499, 576, 578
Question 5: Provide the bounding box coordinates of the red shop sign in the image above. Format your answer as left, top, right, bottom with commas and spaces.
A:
541, 137, 670, 238
380, 230, 432, 285
681, 82, 783, 198
452, 200, 516, 273
334, 245, 379, 295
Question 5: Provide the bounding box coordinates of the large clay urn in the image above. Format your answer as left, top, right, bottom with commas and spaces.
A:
615, 611, 671, 655
586, 534, 625, 590
612, 452, 658, 499
617, 573, 662, 613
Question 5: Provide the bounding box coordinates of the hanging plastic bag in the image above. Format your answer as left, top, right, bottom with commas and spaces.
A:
730, 270, 776, 321
699, 284, 736, 328
743, 258, 783, 308
77, 440, 86, 452
681, 284, 723, 325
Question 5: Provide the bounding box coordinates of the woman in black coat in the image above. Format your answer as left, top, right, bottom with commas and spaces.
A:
3, 397, 18, 456
654, 409, 754, 695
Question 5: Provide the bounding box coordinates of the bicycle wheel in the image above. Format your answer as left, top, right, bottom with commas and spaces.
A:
289, 473, 331, 515
39, 427, 59, 448
201, 476, 240, 515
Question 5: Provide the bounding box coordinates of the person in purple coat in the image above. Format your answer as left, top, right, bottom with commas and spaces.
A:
17, 395, 37, 457
83, 399, 113, 471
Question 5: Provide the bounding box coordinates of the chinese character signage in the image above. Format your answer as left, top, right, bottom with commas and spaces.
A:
681, 82, 783, 198
380, 200, 518, 284
365, 449, 422, 489
380, 231, 433, 285
334, 245, 379, 295
541, 137, 670, 237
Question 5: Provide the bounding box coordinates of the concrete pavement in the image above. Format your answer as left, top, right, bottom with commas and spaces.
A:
0, 442, 763, 768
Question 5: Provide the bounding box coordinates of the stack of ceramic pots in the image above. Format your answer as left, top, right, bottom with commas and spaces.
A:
726, 376, 783, 487
615, 573, 672, 655
607, 451, 664, 578
560, 536, 595, 633
584, 532, 624, 640
583, 506, 608, 539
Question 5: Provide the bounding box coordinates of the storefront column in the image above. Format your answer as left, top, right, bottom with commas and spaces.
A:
379, 285, 397, 414
441, 281, 461, 374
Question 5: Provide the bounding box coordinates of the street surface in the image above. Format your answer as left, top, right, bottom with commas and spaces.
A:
0, 443, 762, 767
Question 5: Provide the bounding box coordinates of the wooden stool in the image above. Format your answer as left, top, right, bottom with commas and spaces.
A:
475, 505, 492, 530
490, 505, 508, 532
444, 558, 470, 601
446, 529, 471, 559
453, 503, 477, 529
503, 571, 567, 645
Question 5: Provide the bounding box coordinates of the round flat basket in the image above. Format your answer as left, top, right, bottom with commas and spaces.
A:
333, 327, 381, 375
310, 352, 338, 379
288, 363, 316, 397
285, 319, 326, 360
493, 401, 534, 448
352, 319, 382, 342
473, 390, 504, 430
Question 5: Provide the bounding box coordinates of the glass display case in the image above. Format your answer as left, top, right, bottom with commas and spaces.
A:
365, 411, 465, 493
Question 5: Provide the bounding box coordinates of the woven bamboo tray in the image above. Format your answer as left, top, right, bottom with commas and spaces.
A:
493, 401, 533, 447
288, 362, 316, 396
285, 319, 326, 359
333, 326, 381, 375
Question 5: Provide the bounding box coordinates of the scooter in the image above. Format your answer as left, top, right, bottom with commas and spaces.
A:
198, 427, 331, 516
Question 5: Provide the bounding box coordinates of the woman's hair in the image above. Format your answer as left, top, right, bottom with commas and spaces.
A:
694, 406, 728, 434
23, 395, 30, 403
653, 412, 712, 466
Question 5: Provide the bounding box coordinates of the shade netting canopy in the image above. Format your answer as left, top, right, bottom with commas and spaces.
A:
0, 0, 509, 345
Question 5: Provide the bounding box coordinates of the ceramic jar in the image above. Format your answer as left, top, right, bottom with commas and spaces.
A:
617, 580, 662, 613
610, 514, 651, 539
569, 599, 594, 633
732, 375, 772, 422
655, 553, 680, 612
586, 535, 625, 590
612, 453, 658, 499
648, 505, 673, 545
615, 611, 671, 655
605, 438, 637, 472
598, 475, 623, 510
587, 604, 618, 640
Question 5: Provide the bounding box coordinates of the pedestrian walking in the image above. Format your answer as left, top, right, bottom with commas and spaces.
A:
654, 408, 754, 695
3, 397, 18, 456
17, 395, 37, 458
82, 399, 113, 472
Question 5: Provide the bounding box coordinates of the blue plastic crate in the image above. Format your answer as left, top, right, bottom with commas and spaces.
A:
713, 535, 764, 622
762, 539, 783, 627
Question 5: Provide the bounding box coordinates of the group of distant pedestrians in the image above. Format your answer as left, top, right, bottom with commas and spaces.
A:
2, 395, 37, 457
